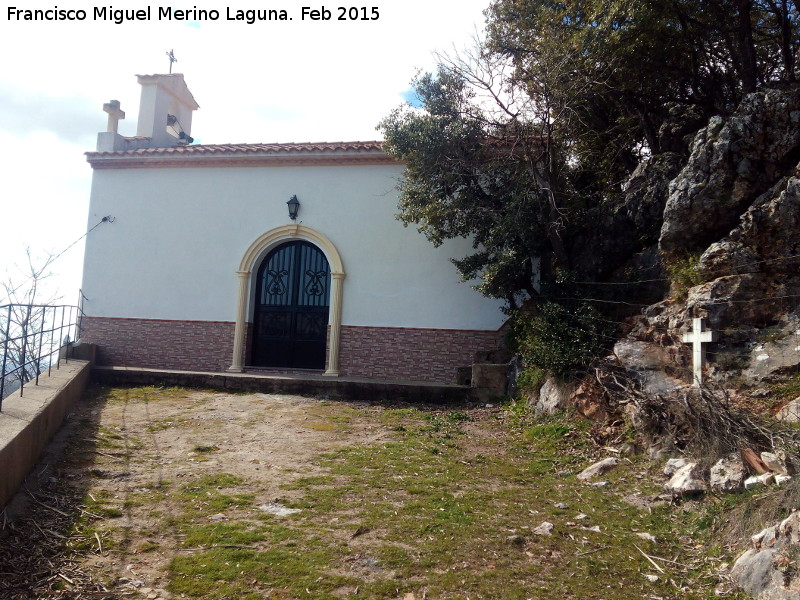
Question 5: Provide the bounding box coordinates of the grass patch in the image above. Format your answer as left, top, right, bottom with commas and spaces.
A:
771, 372, 800, 405
172, 474, 254, 517
55, 387, 760, 599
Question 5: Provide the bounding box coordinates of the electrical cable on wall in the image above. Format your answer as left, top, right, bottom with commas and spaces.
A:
1, 216, 115, 301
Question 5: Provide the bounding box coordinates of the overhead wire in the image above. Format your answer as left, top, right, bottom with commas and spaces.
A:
1, 216, 113, 302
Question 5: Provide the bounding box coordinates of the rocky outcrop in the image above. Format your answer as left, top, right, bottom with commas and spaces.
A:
623, 153, 686, 245
657, 103, 708, 154
569, 153, 681, 283
730, 511, 800, 599
660, 87, 800, 258
697, 176, 800, 279
623, 169, 800, 385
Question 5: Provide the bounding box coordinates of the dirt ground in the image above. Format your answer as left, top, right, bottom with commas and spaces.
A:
1, 387, 397, 599
1, 385, 742, 600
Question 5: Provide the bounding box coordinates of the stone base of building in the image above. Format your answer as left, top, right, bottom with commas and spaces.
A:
81, 317, 503, 383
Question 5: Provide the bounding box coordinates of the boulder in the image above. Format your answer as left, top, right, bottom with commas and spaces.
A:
664, 462, 707, 496
577, 457, 620, 481
761, 451, 790, 476
730, 511, 800, 598
663, 458, 690, 477
533, 375, 576, 415
710, 454, 746, 492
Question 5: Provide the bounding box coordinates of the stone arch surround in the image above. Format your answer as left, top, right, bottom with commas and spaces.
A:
229, 224, 345, 375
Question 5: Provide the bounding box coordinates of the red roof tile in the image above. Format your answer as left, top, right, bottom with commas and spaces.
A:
87, 140, 385, 158
85, 141, 395, 169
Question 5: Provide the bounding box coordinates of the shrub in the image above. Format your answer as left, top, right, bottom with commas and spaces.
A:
666, 252, 704, 299
508, 301, 614, 375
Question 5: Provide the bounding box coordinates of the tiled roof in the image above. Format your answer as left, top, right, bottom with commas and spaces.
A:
86, 141, 394, 169
88, 140, 385, 158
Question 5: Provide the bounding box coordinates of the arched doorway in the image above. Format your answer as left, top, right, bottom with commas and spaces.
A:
252, 240, 331, 369
229, 224, 345, 375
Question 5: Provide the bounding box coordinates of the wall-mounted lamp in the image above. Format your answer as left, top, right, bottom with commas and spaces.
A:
287, 195, 300, 220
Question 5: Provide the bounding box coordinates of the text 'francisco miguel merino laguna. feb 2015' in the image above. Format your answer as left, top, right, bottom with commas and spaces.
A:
6, 6, 381, 24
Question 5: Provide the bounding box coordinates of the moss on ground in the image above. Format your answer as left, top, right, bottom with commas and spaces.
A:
29, 386, 759, 599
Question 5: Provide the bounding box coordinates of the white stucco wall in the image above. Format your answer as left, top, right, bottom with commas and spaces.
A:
81, 162, 506, 331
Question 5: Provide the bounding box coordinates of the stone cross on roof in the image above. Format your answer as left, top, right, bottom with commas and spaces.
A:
682, 317, 717, 387
102, 100, 125, 134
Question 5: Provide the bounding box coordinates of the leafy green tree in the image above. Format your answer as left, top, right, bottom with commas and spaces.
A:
380, 65, 571, 306
379, 0, 800, 372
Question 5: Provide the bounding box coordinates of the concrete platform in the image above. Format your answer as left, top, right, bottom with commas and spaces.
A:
0, 360, 92, 508
92, 365, 473, 404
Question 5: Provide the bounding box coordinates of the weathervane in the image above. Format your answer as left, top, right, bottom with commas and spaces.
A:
166, 49, 177, 73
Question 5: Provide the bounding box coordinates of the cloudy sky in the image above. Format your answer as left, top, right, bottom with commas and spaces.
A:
0, 0, 489, 304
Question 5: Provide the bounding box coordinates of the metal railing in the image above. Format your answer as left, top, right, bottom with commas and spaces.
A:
0, 303, 83, 410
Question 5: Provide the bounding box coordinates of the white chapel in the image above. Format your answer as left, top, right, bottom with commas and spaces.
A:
80, 74, 505, 383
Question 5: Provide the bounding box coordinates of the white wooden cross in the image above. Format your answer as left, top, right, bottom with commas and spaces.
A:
682, 317, 717, 387
103, 100, 125, 134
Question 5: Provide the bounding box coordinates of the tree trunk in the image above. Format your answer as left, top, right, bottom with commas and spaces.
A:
737, 0, 758, 93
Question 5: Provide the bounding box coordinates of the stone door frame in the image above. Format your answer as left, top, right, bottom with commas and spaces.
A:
228, 224, 345, 375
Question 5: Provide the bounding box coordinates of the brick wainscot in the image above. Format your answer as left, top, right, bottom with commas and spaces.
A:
82, 317, 502, 383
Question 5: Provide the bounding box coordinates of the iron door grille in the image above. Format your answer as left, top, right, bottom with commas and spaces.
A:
252, 241, 331, 369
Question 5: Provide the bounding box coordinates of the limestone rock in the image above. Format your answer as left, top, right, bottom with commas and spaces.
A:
743, 316, 800, 380
745, 473, 776, 490
730, 511, 800, 598
660, 87, 800, 258
613, 339, 685, 395
577, 457, 620, 481
664, 458, 690, 477
684, 273, 780, 332
664, 462, 707, 496
532, 521, 554, 536
533, 375, 575, 415
657, 103, 708, 155
697, 176, 800, 280
710, 453, 746, 492
571, 380, 607, 421
568, 153, 680, 283
623, 152, 685, 244
761, 452, 790, 476
777, 397, 800, 423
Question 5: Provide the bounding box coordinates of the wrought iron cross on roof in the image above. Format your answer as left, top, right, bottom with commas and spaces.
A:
682, 317, 717, 387
167, 49, 177, 73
